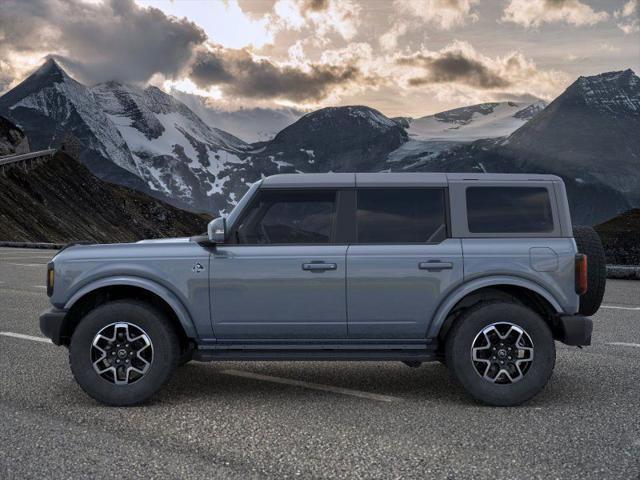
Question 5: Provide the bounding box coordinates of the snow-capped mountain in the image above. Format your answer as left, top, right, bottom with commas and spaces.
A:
90, 81, 251, 213
576, 69, 640, 113
167, 105, 411, 207
405, 101, 546, 142
172, 90, 302, 143
0, 59, 137, 175
403, 69, 640, 224
0, 121, 207, 243
501, 69, 640, 206
1, 59, 637, 225
0, 61, 413, 214
0, 59, 255, 214
385, 101, 545, 170
246, 106, 408, 173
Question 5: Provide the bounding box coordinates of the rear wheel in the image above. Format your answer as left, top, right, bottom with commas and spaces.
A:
445, 301, 555, 406
69, 300, 180, 406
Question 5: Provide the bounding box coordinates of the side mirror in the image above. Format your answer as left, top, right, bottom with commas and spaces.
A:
207, 217, 226, 244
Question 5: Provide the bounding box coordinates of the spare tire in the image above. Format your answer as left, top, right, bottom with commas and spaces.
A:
573, 226, 606, 316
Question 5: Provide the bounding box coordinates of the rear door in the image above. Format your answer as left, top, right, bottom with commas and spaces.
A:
211, 189, 349, 339
346, 187, 463, 339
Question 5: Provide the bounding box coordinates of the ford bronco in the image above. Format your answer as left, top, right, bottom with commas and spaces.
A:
39, 173, 606, 406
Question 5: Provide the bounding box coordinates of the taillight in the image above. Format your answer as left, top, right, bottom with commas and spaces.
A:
575, 254, 587, 295
46, 262, 54, 297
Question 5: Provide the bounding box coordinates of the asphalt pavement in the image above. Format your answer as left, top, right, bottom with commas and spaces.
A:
0, 247, 639, 479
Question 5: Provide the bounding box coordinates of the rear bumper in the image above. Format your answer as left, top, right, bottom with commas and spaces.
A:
557, 314, 593, 346
39, 307, 68, 346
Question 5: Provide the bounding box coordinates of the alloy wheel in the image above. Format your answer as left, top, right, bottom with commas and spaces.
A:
471, 322, 534, 384
91, 322, 153, 385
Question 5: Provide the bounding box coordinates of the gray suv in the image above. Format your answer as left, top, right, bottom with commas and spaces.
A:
40, 173, 606, 407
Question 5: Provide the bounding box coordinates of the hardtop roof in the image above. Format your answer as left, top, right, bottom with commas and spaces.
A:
260, 172, 561, 188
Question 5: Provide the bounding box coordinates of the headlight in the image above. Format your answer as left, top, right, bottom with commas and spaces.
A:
47, 262, 54, 297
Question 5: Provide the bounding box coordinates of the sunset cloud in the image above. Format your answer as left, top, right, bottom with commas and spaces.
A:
379, 22, 410, 51
502, 0, 609, 28
0, 0, 205, 85
0, 0, 635, 116
273, 0, 361, 41
394, 41, 568, 102
189, 46, 362, 102
615, 0, 639, 34
396, 0, 479, 30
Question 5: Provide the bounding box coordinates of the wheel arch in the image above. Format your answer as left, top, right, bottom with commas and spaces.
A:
60, 277, 197, 346
428, 276, 563, 341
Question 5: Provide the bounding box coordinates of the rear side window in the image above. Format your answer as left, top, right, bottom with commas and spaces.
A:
235, 190, 336, 244
356, 189, 447, 243
466, 187, 554, 233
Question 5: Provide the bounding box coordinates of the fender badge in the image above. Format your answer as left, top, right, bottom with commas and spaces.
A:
192, 262, 205, 273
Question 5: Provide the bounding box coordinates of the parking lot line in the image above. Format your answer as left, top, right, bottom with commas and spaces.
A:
0, 258, 51, 262
0, 254, 51, 257
221, 369, 401, 403
2, 330, 634, 399
0, 333, 402, 402
0, 251, 52, 255
606, 342, 640, 348
0, 332, 51, 343
601, 305, 640, 311
7, 263, 46, 267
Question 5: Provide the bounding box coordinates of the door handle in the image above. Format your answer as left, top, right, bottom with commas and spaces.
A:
302, 262, 337, 272
419, 261, 453, 271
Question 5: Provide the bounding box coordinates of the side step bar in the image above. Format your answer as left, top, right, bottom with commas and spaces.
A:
193, 341, 438, 362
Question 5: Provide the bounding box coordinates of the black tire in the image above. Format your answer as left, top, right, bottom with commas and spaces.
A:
445, 301, 555, 407
69, 300, 180, 406
573, 225, 606, 316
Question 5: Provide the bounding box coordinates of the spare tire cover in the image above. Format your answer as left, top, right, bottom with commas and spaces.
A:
573, 225, 606, 316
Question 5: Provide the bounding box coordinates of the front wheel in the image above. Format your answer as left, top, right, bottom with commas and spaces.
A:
69, 300, 180, 406
445, 302, 555, 406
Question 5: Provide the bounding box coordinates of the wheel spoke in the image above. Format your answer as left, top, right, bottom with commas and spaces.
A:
135, 351, 152, 370
485, 366, 500, 382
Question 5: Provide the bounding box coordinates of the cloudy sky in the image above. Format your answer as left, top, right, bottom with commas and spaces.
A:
1, 0, 638, 117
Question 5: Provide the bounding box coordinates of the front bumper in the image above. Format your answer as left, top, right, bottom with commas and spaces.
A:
557, 315, 593, 346
39, 307, 68, 346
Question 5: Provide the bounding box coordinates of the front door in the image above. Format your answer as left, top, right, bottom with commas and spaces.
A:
211, 189, 348, 339
346, 188, 464, 339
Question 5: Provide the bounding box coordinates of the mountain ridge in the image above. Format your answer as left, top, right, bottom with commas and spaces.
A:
1, 60, 637, 225
0, 118, 208, 243
404, 69, 639, 224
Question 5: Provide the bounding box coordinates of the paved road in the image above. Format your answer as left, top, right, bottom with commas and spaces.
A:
0, 247, 639, 479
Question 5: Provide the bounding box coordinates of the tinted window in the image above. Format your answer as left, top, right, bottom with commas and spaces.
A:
356, 189, 447, 243
236, 190, 336, 244
466, 187, 553, 233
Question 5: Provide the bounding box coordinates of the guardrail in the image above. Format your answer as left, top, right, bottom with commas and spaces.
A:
0, 149, 57, 172
0, 241, 65, 250
607, 265, 640, 280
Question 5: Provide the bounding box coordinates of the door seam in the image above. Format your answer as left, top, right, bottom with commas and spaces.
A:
345, 244, 350, 337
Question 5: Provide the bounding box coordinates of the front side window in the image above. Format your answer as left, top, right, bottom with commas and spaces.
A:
466, 186, 554, 233
235, 190, 336, 244
356, 189, 447, 243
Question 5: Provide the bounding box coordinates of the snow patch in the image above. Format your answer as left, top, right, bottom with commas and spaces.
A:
407, 102, 543, 142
